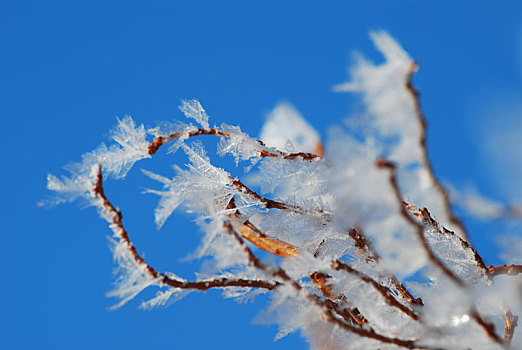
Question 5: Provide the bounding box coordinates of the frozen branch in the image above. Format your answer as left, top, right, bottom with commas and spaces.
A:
405, 62, 470, 242
332, 260, 420, 321
148, 127, 321, 161
487, 264, 522, 278
222, 221, 435, 350
93, 165, 278, 295
376, 158, 465, 287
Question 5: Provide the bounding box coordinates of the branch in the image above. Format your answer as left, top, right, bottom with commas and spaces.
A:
227, 200, 373, 327
148, 127, 321, 161
92, 165, 278, 293
470, 309, 505, 346
148, 129, 329, 220
230, 177, 330, 220
376, 159, 465, 288
227, 199, 370, 326
332, 260, 420, 321
148, 128, 230, 154
416, 207, 489, 277
228, 197, 421, 320
487, 264, 522, 278
406, 62, 469, 242
222, 221, 436, 350
348, 227, 423, 306
258, 149, 322, 161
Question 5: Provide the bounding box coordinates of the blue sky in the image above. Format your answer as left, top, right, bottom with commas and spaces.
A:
2, 1, 522, 349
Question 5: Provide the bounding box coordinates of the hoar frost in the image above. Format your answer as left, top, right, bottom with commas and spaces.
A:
46, 31, 521, 349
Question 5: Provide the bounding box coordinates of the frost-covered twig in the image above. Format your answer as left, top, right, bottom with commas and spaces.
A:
222, 221, 436, 350
470, 309, 505, 346
148, 127, 321, 161
148, 128, 229, 155
376, 160, 515, 345
405, 62, 470, 242
331, 260, 420, 321
376, 158, 465, 287
348, 226, 424, 305
226, 197, 300, 258
487, 264, 522, 278
230, 177, 330, 220
93, 164, 278, 293
228, 196, 422, 322
416, 207, 489, 277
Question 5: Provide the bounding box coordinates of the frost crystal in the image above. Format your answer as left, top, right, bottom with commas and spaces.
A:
179, 99, 210, 130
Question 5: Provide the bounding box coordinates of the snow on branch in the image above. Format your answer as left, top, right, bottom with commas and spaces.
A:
46, 31, 521, 348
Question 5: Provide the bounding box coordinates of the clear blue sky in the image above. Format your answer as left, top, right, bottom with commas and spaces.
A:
1, 1, 522, 349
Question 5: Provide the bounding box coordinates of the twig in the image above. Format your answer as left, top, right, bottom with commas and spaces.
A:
382, 164, 506, 345
228, 197, 421, 318
470, 309, 505, 346
417, 207, 521, 281
411, 196, 511, 346
231, 177, 330, 220
332, 260, 420, 321
148, 127, 321, 161
487, 264, 522, 278
227, 199, 374, 327
149, 129, 329, 220
348, 227, 423, 305
405, 62, 469, 242
222, 221, 437, 350
92, 164, 278, 293
148, 128, 230, 154
376, 159, 465, 288
417, 207, 489, 277
258, 149, 321, 161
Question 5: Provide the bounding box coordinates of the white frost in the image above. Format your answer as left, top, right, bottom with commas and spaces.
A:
179, 99, 210, 130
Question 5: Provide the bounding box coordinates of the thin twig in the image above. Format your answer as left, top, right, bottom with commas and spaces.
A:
332, 260, 420, 321
148, 127, 321, 161
417, 207, 521, 280
376, 159, 465, 288
149, 129, 329, 220
405, 62, 469, 242
470, 309, 505, 346
93, 164, 278, 292
227, 199, 374, 327
348, 227, 423, 305
379, 170, 507, 346
487, 264, 522, 278
228, 197, 420, 318
148, 128, 230, 154
258, 149, 322, 161
222, 221, 437, 350
417, 207, 489, 277
231, 177, 330, 220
